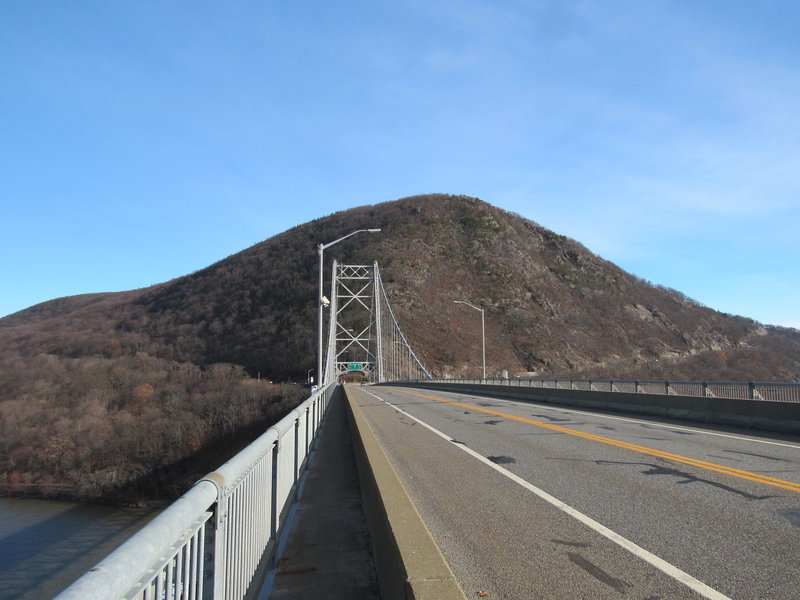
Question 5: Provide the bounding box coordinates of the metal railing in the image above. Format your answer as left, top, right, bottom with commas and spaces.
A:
417, 378, 800, 403
54, 382, 338, 600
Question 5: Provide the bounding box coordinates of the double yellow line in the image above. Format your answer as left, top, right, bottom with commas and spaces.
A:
390, 388, 800, 494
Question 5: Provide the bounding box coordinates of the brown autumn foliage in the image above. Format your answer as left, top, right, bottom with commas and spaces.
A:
353, 195, 799, 382
0, 349, 305, 505
4, 194, 798, 384
1, 194, 798, 505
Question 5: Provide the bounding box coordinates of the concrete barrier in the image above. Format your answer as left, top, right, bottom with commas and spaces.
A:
385, 382, 800, 435
344, 385, 467, 600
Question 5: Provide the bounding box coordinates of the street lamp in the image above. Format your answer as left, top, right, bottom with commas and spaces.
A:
454, 300, 486, 379
318, 229, 381, 385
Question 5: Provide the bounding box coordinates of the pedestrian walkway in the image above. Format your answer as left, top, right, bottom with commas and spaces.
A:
266, 391, 380, 599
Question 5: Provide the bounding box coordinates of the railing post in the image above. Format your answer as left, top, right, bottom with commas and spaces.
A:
311, 397, 318, 443
294, 418, 300, 482
211, 488, 228, 600
270, 441, 279, 540
305, 405, 311, 456
200, 509, 216, 600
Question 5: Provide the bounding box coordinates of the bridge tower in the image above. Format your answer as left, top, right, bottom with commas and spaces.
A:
322, 261, 431, 384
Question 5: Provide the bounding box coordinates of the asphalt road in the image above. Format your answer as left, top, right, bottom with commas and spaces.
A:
351, 385, 800, 600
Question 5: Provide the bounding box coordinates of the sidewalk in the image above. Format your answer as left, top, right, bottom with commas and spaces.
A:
266, 390, 380, 599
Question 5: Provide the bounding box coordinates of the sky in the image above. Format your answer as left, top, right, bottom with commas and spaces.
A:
1, 1, 798, 328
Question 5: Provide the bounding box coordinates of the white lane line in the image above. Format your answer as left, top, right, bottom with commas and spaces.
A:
425, 389, 800, 450
364, 389, 732, 600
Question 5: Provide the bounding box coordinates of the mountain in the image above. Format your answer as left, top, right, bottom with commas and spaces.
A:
2, 194, 799, 383
2, 194, 799, 503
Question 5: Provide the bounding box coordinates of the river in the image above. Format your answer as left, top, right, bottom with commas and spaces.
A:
0, 497, 156, 600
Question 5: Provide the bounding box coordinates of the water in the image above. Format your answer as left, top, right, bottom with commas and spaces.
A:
0, 497, 156, 600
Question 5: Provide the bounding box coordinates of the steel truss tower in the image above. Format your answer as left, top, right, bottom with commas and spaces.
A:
322, 261, 431, 384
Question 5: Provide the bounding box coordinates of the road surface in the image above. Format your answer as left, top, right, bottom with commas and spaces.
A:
350, 385, 800, 599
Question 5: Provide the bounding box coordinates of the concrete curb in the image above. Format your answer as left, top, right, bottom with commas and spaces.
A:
344, 385, 468, 600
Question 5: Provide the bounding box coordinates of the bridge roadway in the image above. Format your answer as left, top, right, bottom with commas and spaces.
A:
350, 384, 800, 599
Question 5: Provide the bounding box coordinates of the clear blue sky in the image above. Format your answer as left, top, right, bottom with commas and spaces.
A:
2, 1, 798, 328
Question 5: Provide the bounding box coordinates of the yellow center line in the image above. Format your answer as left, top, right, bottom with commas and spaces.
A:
388, 388, 800, 494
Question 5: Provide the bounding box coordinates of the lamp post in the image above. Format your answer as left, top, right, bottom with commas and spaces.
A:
454, 300, 486, 379
318, 229, 381, 385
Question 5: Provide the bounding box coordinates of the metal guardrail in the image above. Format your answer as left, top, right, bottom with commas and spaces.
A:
420, 378, 800, 403
54, 382, 338, 600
